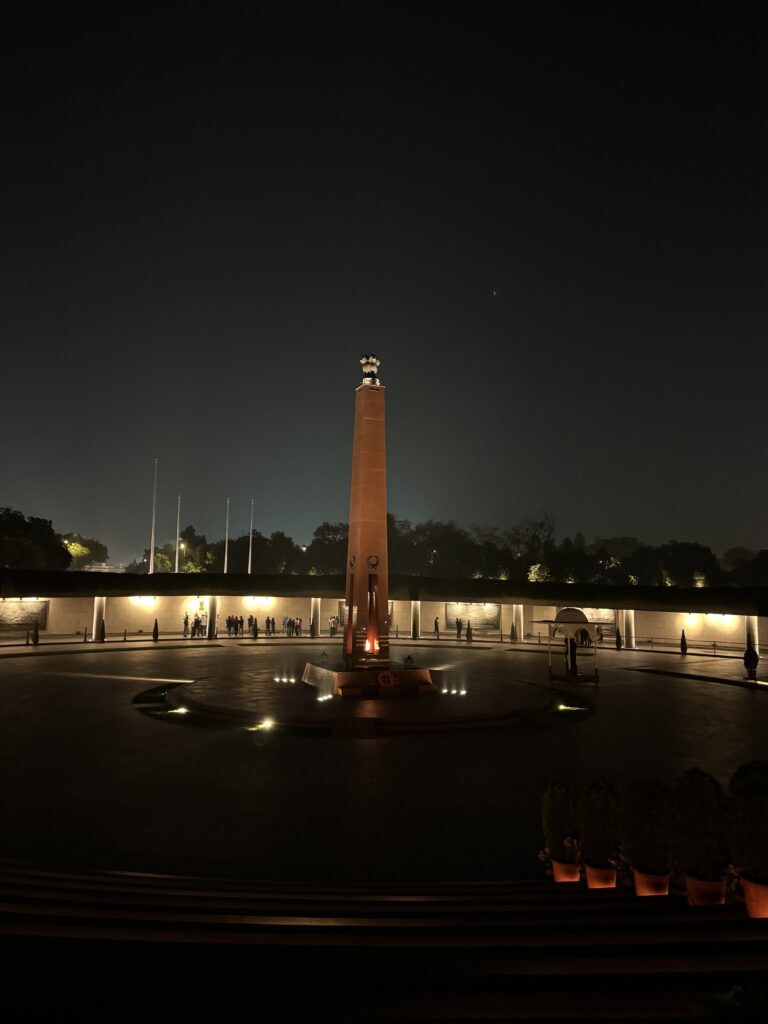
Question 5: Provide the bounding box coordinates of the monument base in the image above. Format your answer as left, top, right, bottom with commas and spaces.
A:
302, 661, 436, 699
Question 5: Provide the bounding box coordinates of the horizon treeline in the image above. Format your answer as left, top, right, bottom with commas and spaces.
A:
3, 506, 768, 587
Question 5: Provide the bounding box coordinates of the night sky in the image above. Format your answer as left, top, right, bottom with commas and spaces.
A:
3, 9, 767, 564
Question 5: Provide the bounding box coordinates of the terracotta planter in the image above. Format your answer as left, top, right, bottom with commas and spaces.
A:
684, 874, 725, 906
551, 859, 580, 883
585, 864, 617, 889
742, 878, 768, 919
633, 869, 670, 896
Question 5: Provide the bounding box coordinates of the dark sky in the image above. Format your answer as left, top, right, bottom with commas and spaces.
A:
2, 8, 767, 564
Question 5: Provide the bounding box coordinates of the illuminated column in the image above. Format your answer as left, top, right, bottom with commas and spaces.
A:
343, 355, 389, 668
310, 597, 322, 637
745, 615, 760, 651
513, 603, 524, 642
615, 608, 626, 643
207, 595, 218, 640
624, 608, 636, 649
92, 596, 106, 642
411, 600, 421, 639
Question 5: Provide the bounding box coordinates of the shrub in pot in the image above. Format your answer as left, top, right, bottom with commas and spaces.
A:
578, 782, 620, 888
542, 781, 580, 881
729, 761, 768, 917
620, 778, 672, 895
672, 768, 729, 904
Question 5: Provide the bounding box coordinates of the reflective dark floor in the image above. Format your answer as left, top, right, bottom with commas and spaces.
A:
1, 641, 765, 882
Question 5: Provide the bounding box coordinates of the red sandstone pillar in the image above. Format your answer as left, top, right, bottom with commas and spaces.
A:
344, 356, 389, 669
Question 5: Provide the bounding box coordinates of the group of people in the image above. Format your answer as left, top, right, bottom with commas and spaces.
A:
183, 612, 208, 638
454, 617, 473, 641
431, 616, 474, 641
226, 615, 246, 636
181, 612, 284, 639
327, 615, 341, 636
243, 615, 279, 637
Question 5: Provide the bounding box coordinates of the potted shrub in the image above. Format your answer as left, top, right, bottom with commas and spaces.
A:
680, 630, 688, 655
578, 782, 621, 888
730, 761, 768, 918
620, 778, 672, 895
542, 781, 580, 882
672, 768, 729, 905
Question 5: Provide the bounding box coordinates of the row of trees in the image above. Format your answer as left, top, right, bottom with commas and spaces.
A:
0, 508, 109, 572
3, 505, 768, 586
127, 515, 768, 587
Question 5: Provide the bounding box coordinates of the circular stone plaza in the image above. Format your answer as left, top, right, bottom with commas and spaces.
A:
1, 586, 766, 883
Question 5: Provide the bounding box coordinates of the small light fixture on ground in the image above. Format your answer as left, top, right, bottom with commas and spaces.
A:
247, 718, 276, 731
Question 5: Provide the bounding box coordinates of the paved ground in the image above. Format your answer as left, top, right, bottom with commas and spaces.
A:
173, 643, 553, 730
0, 640, 766, 884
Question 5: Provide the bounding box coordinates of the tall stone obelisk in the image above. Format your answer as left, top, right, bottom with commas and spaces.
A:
302, 354, 433, 698
343, 355, 390, 669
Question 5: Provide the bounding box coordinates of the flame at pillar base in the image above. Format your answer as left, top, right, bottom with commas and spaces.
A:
302, 660, 436, 699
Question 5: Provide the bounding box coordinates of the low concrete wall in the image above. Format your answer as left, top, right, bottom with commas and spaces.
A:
635, 609, 760, 648
526, 606, 558, 640
47, 597, 94, 635
390, 600, 410, 635
34, 595, 768, 653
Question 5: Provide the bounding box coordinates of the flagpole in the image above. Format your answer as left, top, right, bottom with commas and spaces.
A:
148, 458, 158, 575
224, 497, 230, 574
174, 494, 181, 573
248, 498, 254, 575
